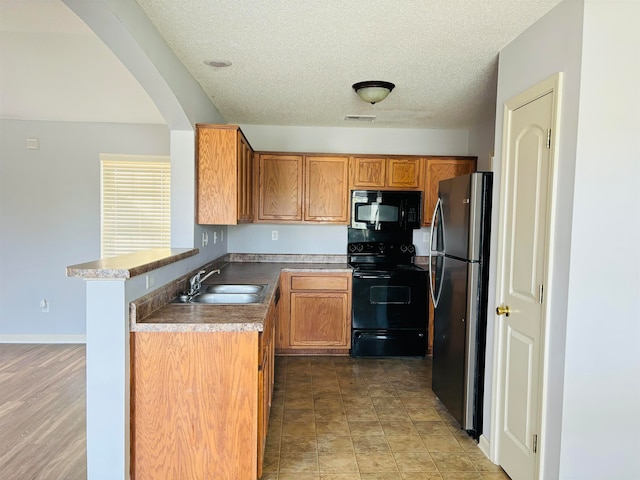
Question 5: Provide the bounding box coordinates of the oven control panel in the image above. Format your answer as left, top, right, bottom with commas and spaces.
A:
347, 242, 418, 268
348, 242, 415, 255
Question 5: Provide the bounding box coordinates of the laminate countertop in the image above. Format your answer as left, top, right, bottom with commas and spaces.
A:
131, 262, 351, 333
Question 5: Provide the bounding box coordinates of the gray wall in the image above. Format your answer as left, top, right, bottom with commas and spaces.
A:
0, 119, 169, 339
487, 0, 640, 477
468, 118, 496, 171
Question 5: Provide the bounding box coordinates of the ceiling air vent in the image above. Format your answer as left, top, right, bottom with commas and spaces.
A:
344, 114, 376, 122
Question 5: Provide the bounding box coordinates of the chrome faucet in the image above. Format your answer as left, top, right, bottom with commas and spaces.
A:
187, 268, 221, 296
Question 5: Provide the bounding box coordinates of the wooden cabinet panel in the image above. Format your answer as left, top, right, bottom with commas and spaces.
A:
276, 275, 290, 352
290, 292, 349, 347
131, 331, 258, 480
196, 124, 254, 225
304, 155, 349, 223
423, 157, 477, 226
291, 275, 349, 291
258, 154, 303, 221
351, 156, 422, 190
257, 300, 276, 478
276, 272, 352, 355
352, 157, 386, 188
387, 158, 422, 189
237, 134, 254, 223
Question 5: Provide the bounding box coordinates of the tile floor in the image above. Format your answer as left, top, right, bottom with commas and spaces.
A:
262, 356, 510, 480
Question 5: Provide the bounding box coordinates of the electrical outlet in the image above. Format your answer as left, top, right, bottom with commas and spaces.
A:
423, 232, 429, 243
145, 274, 155, 289
221, 229, 224, 242
40, 299, 49, 313
202, 232, 208, 247
213, 231, 217, 244
272, 230, 278, 241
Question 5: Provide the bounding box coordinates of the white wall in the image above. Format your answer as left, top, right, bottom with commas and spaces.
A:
486, 0, 585, 475
559, 1, 640, 478
0, 119, 169, 338
231, 124, 471, 254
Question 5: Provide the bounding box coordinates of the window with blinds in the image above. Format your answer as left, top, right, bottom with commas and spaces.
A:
100, 155, 171, 258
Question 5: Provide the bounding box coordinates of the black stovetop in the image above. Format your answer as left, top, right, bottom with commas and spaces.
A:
347, 241, 423, 273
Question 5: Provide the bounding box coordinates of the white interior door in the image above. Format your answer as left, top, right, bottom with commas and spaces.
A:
496, 89, 555, 480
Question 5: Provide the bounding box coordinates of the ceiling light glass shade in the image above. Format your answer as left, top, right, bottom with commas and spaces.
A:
352, 81, 395, 104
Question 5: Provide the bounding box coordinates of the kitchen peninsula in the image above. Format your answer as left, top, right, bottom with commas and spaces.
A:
68, 249, 350, 480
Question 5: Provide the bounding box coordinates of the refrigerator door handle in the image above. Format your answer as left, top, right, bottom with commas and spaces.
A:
429, 197, 444, 308
429, 197, 441, 253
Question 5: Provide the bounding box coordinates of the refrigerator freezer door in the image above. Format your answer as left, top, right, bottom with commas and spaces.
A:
438, 173, 485, 262
432, 257, 479, 431
432, 256, 467, 427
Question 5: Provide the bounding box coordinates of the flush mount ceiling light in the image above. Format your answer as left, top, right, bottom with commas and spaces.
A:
204, 60, 232, 68
352, 81, 395, 104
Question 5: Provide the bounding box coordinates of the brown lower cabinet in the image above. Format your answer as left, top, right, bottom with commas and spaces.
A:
276, 271, 352, 355
130, 300, 276, 480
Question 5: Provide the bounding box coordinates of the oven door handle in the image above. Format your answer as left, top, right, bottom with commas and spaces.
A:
355, 332, 391, 341
354, 274, 392, 279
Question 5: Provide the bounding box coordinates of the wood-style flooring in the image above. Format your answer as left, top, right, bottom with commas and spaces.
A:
0, 345, 508, 479
0, 344, 86, 480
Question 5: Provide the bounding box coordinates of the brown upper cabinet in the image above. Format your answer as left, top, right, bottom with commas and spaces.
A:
196, 124, 254, 225
256, 153, 349, 224
257, 154, 304, 221
351, 156, 423, 190
423, 156, 477, 226
304, 155, 349, 222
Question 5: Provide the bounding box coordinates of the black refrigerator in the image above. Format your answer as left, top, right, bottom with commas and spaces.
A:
429, 172, 492, 439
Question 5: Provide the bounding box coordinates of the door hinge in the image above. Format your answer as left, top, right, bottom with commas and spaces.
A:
546, 129, 552, 149
533, 434, 538, 453
539, 284, 544, 304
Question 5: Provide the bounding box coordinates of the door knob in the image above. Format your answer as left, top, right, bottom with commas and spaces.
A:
496, 305, 511, 317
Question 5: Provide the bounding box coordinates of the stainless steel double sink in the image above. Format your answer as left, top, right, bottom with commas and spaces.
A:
172, 284, 267, 304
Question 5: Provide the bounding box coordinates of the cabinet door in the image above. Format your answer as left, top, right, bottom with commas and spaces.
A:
351, 157, 386, 188
196, 126, 238, 224
237, 133, 253, 223
304, 155, 349, 223
289, 292, 350, 348
424, 157, 477, 226
258, 154, 303, 221
132, 331, 258, 480
387, 158, 422, 189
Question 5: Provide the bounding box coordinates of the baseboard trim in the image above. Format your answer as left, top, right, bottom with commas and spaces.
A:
0, 334, 86, 344
478, 434, 494, 461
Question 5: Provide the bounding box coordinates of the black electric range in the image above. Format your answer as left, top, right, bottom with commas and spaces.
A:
348, 241, 429, 357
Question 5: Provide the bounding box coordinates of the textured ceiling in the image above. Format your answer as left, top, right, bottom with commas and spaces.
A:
135, 0, 563, 129
0, 0, 563, 129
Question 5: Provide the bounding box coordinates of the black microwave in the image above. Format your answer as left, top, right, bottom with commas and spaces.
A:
350, 190, 422, 230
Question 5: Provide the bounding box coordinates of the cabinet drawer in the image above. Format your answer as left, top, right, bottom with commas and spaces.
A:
290, 275, 349, 291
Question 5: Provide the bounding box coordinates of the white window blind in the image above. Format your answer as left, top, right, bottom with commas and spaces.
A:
101, 155, 171, 258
